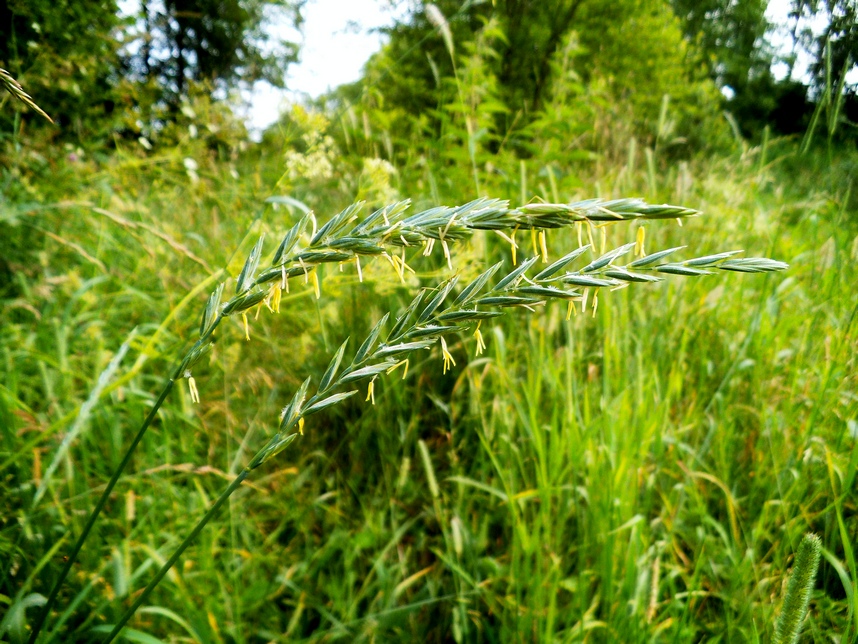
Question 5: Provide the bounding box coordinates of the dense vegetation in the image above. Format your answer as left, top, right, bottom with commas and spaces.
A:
1, 0, 856, 642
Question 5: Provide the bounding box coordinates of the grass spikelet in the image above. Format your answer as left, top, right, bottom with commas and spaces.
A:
0, 67, 52, 122
774, 534, 822, 644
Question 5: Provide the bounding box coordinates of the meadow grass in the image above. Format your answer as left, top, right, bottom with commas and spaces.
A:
0, 129, 855, 643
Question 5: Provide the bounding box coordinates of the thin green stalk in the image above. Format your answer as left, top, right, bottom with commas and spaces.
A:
30, 309, 228, 643
101, 468, 252, 644
28, 376, 178, 644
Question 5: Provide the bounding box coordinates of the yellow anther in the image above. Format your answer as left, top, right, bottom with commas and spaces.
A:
635, 226, 646, 257
586, 222, 597, 252
473, 321, 486, 356
440, 336, 456, 374
366, 377, 376, 405
188, 375, 200, 404
386, 359, 410, 380
310, 270, 321, 299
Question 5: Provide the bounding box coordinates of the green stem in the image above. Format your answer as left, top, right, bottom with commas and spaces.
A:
101, 468, 251, 644
28, 376, 177, 644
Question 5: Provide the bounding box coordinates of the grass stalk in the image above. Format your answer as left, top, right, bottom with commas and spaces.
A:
0, 67, 53, 123
27, 376, 177, 644
101, 468, 252, 644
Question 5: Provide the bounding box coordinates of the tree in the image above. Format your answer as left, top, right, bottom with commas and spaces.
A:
347, 0, 720, 151
670, 0, 773, 98
128, 0, 305, 107
0, 0, 121, 135
790, 0, 857, 100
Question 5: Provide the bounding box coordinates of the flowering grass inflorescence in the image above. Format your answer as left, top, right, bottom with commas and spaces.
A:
31, 195, 787, 643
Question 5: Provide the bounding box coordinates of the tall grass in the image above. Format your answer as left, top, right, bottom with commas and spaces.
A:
1, 50, 856, 644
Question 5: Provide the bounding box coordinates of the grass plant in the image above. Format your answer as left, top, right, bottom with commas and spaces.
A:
1, 81, 855, 642
20, 186, 787, 641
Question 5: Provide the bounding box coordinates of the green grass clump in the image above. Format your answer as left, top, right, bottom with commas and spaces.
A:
0, 118, 855, 643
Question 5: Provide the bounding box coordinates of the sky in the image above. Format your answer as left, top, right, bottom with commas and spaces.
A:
244, 0, 408, 133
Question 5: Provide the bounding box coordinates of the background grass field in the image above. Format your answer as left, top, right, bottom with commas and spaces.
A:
1, 81, 857, 642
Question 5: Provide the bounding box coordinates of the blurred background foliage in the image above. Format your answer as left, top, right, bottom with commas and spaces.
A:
1, 0, 857, 642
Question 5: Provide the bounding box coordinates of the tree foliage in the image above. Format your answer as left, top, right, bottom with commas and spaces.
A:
791, 0, 857, 102
0, 0, 304, 138
337, 0, 722, 159
0, 0, 120, 135
128, 0, 304, 104
670, 0, 772, 95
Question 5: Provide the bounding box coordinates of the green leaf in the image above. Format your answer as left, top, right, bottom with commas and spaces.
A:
311, 202, 364, 246
473, 295, 541, 307
259, 432, 299, 467
389, 291, 427, 340
515, 285, 579, 299
581, 243, 636, 273
453, 262, 503, 306
494, 256, 539, 291
560, 275, 617, 288
719, 258, 789, 273
280, 377, 311, 431
89, 626, 166, 644
222, 288, 266, 315
351, 200, 411, 235
296, 250, 353, 264
418, 278, 459, 323
655, 264, 712, 276
199, 282, 224, 337
436, 310, 504, 321
404, 325, 462, 339
339, 361, 397, 384
265, 195, 312, 214
628, 246, 686, 267
684, 251, 743, 266
601, 269, 662, 283
374, 340, 436, 359
326, 237, 386, 255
